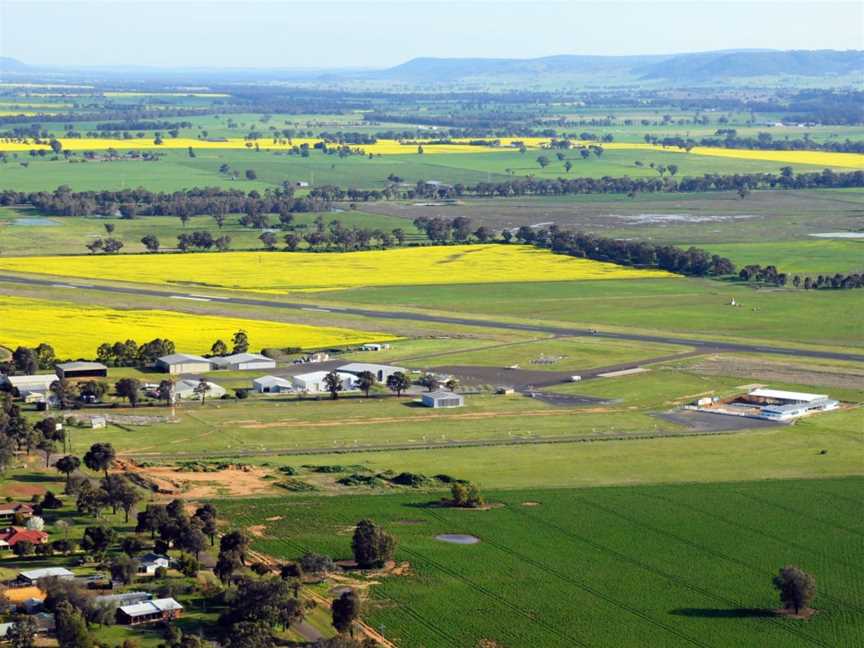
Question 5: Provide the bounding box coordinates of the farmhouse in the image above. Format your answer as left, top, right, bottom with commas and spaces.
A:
138, 552, 170, 575
252, 375, 294, 394
173, 379, 226, 401
116, 597, 183, 625
291, 370, 357, 393
17, 567, 73, 585
338, 362, 406, 383
211, 352, 276, 371
0, 502, 33, 524
55, 361, 108, 379
155, 353, 213, 375
421, 391, 465, 408
0, 527, 48, 549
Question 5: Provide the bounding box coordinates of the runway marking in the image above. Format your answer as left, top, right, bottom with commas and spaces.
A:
170, 295, 212, 302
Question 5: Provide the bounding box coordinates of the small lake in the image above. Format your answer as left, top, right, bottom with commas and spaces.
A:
435, 534, 481, 545
11, 217, 61, 227
808, 232, 864, 239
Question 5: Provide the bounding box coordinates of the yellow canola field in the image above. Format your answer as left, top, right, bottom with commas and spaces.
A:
0, 296, 396, 358
0, 245, 673, 295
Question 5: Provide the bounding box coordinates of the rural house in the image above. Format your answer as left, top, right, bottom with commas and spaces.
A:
211, 352, 276, 371
55, 361, 108, 379
252, 375, 294, 393
116, 597, 183, 625
338, 362, 406, 383
173, 379, 226, 401
291, 370, 357, 394
155, 353, 213, 375
421, 391, 465, 408
0, 502, 34, 524
0, 527, 48, 549
138, 552, 170, 575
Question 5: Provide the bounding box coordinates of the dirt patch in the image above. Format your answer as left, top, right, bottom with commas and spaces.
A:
774, 607, 818, 620
247, 525, 267, 538
3, 483, 45, 498
265, 515, 283, 522
123, 463, 278, 499
521, 501, 542, 507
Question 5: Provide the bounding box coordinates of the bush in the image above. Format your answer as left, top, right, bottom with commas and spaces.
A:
299, 552, 336, 574
234, 388, 249, 400
337, 474, 383, 488
278, 466, 297, 476
390, 472, 431, 488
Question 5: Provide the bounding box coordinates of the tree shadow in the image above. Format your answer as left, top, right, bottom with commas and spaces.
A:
670, 608, 777, 619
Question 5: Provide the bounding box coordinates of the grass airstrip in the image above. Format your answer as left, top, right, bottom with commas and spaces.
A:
0, 244, 674, 293
0, 295, 395, 358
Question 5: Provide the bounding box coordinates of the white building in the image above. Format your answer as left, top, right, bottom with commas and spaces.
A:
338, 362, 405, 383
173, 379, 227, 401
291, 371, 357, 394
155, 354, 213, 375
252, 375, 294, 394
138, 552, 170, 576
211, 353, 276, 371
3, 374, 57, 402
361, 343, 391, 352
748, 388, 839, 421
421, 392, 465, 408
18, 567, 74, 584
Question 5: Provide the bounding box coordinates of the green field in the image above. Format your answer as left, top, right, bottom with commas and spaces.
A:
219, 476, 864, 647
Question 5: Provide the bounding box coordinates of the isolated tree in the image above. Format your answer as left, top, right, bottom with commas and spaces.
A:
193, 378, 212, 405
210, 339, 228, 357
220, 530, 250, 565
141, 234, 160, 252
354, 371, 375, 397
386, 372, 410, 397
773, 566, 816, 614
332, 589, 360, 635
232, 330, 250, 354
12, 346, 38, 375
55, 455, 81, 484
351, 519, 396, 569
564, 160, 573, 173
115, 377, 141, 407
80, 525, 116, 558
37, 436, 57, 468
177, 553, 200, 578
110, 555, 138, 585
83, 442, 115, 478
418, 373, 439, 392
324, 371, 343, 400
54, 601, 94, 648
157, 379, 174, 406
245, 169, 257, 180
259, 231, 278, 250
536, 155, 550, 169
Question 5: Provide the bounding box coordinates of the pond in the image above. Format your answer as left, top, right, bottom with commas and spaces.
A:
435, 534, 481, 545
808, 232, 864, 239
11, 217, 61, 227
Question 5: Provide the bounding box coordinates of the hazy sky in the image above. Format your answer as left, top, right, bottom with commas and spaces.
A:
2, 1, 862, 68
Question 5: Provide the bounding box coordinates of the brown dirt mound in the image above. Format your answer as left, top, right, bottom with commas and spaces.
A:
521, 501, 541, 507
247, 525, 267, 538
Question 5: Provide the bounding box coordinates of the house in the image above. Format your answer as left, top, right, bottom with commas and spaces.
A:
55, 361, 108, 379
361, 343, 390, 352
291, 371, 357, 394
138, 552, 170, 576
155, 353, 213, 375
0, 527, 48, 549
338, 363, 405, 383
252, 375, 294, 394
17, 567, 74, 585
116, 597, 183, 625
211, 352, 276, 371
421, 392, 465, 409
0, 503, 34, 524
172, 379, 226, 401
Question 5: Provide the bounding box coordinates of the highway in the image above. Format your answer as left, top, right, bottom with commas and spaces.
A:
3, 273, 862, 363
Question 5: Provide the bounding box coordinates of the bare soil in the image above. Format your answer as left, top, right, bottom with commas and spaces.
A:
690, 356, 864, 390
774, 607, 818, 620
119, 461, 278, 499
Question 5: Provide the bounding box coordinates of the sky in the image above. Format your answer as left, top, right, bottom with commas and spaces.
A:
1, 1, 862, 69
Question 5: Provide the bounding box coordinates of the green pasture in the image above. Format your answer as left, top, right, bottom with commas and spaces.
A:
219, 476, 864, 647
698, 240, 864, 274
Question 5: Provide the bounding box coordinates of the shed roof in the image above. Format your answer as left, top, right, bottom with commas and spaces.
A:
19, 567, 73, 580
749, 388, 828, 402
338, 363, 405, 374
423, 391, 464, 400
56, 361, 108, 371
217, 352, 273, 363
253, 375, 293, 387
157, 353, 210, 365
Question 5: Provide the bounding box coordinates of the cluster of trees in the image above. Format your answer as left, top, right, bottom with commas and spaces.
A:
96, 338, 175, 367
4, 343, 56, 374
413, 215, 493, 244
739, 264, 864, 290
136, 499, 217, 558
0, 400, 63, 473
644, 131, 864, 154
450, 482, 484, 508
176, 230, 232, 252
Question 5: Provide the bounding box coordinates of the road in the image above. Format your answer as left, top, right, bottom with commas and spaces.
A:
3, 273, 862, 363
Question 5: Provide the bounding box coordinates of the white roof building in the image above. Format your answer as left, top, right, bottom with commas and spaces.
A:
155, 354, 213, 375
173, 379, 227, 401
421, 391, 465, 408
748, 388, 828, 403
291, 371, 357, 393
338, 362, 405, 382
18, 567, 74, 583
252, 375, 294, 393
5, 374, 57, 394
211, 353, 276, 371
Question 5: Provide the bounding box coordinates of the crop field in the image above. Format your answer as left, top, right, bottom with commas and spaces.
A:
0, 244, 674, 292
695, 240, 864, 275
0, 295, 395, 358
219, 477, 864, 648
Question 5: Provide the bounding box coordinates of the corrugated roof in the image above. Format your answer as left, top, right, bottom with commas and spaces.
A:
338, 363, 405, 373
19, 567, 73, 580
157, 353, 210, 365
56, 361, 107, 371
749, 388, 828, 402
120, 597, 183, 617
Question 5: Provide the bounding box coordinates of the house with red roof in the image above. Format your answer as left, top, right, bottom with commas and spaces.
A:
0, 527, 48, 549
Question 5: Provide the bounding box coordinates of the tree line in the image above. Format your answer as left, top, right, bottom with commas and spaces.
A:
644, 131, 864, 154
738, 264, 863, 291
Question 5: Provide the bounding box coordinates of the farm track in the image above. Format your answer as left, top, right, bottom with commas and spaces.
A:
1, 273, 863, 363
505, 505, 835, 648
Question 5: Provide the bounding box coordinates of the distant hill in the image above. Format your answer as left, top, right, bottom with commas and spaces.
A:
0, 57, 27, 72
360, 50, 864, 84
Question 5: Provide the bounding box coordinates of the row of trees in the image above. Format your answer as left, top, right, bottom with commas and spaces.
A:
644, 131, 864, 154
738, 264, 864, 290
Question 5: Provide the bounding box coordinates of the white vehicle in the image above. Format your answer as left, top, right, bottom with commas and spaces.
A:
569, 375, 582, 382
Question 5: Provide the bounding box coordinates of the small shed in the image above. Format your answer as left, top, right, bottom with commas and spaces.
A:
211, 353, 276, 371
55, 361, 108, 379
117, 597, 183, 625
421, 392, 465, 409
155, 353, 213, 375
252, 375, 294, 394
